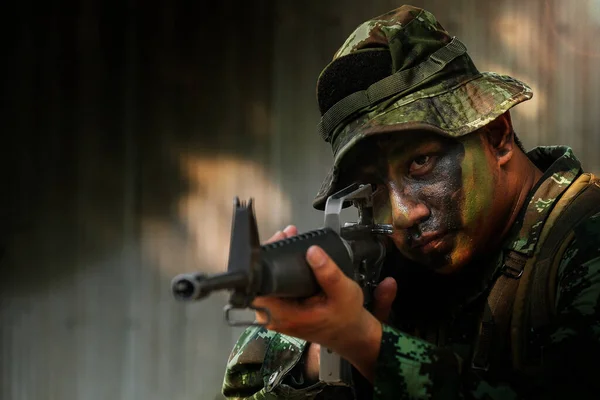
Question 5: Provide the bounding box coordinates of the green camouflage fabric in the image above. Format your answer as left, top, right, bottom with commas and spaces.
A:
508, 147, 581, 255
312, 5, 532, 209
222, 146, 600, 399
222, 327, 326, 399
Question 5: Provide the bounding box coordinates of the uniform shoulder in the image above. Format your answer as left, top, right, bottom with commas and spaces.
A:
556, 210, 600, 309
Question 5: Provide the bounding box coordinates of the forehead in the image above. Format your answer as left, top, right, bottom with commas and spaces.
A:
338, 130, 459, 179
375, 130, 454, 157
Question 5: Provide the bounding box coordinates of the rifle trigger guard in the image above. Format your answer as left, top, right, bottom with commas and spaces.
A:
224, 304, 271, 327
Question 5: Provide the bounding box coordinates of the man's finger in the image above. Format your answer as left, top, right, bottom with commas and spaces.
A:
283, 225, 298, 237
265, 225, 298, 245
305, 245, 351, 299
265, 231, 285, 244
252, 296, 291, 326
372, 277, 397, 323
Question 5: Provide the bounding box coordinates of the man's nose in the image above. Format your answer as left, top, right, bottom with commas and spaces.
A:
389, 189, 430, 230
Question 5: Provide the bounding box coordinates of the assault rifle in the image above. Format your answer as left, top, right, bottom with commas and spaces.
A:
171, 183, 391, 386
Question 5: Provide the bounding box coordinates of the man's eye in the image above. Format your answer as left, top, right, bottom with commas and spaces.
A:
409, 155, 431, 172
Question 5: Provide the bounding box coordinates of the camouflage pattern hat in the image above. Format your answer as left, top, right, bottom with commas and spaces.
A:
312, 5, 533, 209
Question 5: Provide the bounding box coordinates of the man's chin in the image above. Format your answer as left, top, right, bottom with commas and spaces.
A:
400, 249, 470, 275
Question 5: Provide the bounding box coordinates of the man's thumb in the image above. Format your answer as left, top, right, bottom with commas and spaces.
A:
372, 277, 397, 323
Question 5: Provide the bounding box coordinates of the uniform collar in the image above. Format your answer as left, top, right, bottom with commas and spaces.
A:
505, 146, 582, 256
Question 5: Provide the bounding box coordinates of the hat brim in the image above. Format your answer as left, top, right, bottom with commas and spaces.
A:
312, 72, 533, 210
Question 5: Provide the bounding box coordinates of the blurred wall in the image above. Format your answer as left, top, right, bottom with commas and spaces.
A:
1, 1, 599, 399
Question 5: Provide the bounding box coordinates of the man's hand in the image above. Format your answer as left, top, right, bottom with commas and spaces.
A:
303, 275, 397, 382
256, 225, 398, 383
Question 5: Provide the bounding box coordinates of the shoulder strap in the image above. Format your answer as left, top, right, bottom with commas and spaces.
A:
471, 173, 600, 373
511, 172, 600, 375
471, 249, 528, 371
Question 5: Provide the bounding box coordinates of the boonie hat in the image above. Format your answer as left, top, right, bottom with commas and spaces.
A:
312, 5, 532, 209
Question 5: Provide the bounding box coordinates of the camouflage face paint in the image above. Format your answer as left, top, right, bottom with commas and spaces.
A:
448, 133, 496, 270
355, 131, 496, 272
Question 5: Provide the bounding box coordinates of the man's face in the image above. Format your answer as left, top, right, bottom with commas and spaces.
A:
351, 130, 498, 273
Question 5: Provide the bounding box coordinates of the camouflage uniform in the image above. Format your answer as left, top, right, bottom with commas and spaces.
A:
222, 6, 600, 400
222, 146, 600, 399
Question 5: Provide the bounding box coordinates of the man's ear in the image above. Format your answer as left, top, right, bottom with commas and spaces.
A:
484, 112, 514, 166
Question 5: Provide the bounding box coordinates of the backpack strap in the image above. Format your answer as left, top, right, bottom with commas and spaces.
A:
471, 172, 600, 373
511, 172, 600, 375
471, 250, 528, 371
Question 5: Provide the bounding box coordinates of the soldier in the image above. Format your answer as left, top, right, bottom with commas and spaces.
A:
222, 5, 600, 399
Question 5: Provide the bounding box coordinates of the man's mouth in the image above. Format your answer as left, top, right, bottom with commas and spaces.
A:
410, 231, 451, 253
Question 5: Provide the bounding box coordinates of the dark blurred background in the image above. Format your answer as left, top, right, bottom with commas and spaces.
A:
1, 1, 599, 399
